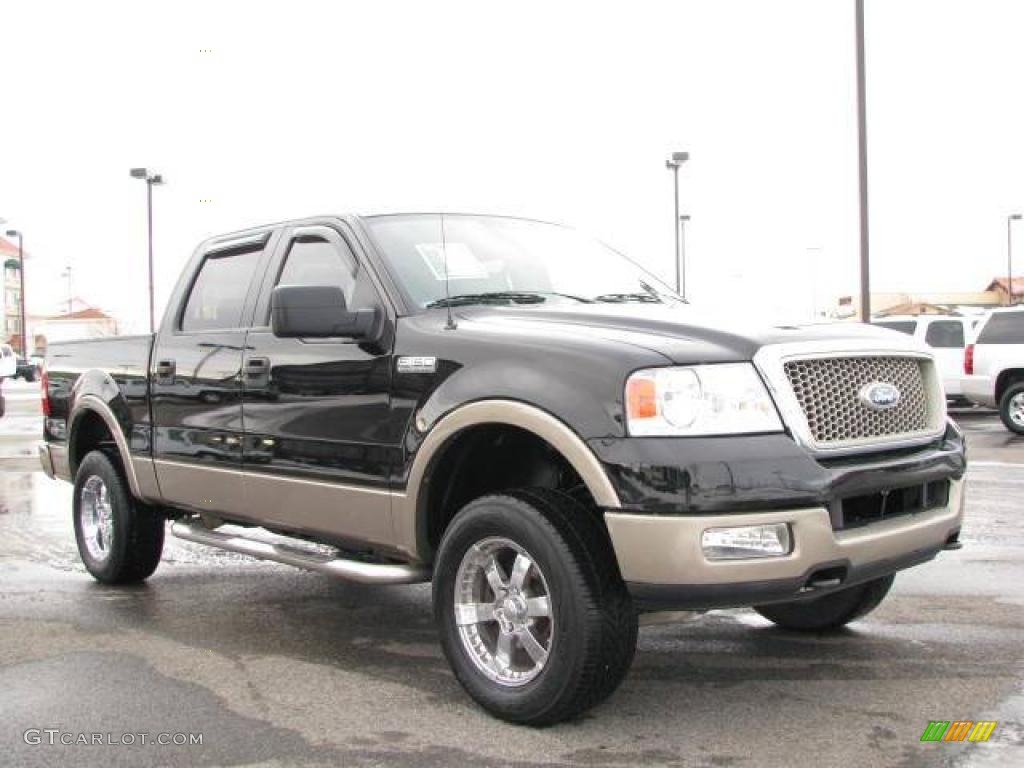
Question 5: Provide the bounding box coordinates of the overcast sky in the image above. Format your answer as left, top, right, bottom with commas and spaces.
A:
2, 0, 1023, 332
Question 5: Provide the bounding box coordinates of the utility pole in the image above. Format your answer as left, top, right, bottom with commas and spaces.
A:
855, 0, 871, 322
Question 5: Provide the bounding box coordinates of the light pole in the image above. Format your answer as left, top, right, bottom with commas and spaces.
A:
1009, 214, 1023, 305
130, 168, 165, 332
678, 214, 691, 300
61, 266, 73, 316
666, 152, 689, 295
4, 229, 26, 356
855, 0, 871, 322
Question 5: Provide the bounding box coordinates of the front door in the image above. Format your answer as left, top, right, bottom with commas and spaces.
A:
240, 223, 397, 549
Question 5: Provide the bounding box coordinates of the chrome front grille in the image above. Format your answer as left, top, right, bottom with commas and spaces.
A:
783, 356, 933, 446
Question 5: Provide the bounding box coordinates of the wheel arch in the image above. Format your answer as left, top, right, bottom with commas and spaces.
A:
68, 395, 144, 500
996, 368, 1024, 404
393, 400, 621, 563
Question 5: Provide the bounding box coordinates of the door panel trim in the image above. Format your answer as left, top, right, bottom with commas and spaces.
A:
152, 459, 404, 552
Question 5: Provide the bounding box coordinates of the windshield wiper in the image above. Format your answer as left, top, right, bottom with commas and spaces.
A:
592, 292, 663, 304
426, 291, 591, 308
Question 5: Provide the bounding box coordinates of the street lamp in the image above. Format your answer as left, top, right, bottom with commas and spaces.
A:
130, 167, 165, 332
1008, 213, 1022, 306
665, 151, 689, 296
678, 214, 691, 300
4, 229, 26, 356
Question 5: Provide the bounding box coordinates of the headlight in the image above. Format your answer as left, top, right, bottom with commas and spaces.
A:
625, 363, 783, 436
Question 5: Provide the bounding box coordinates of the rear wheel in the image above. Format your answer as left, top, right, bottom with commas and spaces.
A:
73, 450, 164, 584
433, 488, 637, 725
754, 575, 894, 632
999, 382, 1024, 435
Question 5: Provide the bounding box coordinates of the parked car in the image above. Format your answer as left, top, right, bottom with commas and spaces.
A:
39, 214, 967, 724
963, 307, 1024, 433
873, 315, 975, 404
15, 356, 39, 382
0, 344, 16, 379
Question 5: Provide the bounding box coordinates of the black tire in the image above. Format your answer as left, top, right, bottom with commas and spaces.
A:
999, 382, 1024, 435
73, 450, 164, 584
433, 488, 638, 725
754, 574, 895, 632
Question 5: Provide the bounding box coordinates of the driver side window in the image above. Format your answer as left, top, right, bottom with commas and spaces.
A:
270, 231, 380, 322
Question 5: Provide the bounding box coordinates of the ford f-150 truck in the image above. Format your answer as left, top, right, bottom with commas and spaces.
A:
40, 214, 967, 725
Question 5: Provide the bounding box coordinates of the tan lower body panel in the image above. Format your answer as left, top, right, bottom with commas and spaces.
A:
239, 470, 395, 551
153, 460, 252, 521
152, 459, 396, 552
605, 478, 965, 585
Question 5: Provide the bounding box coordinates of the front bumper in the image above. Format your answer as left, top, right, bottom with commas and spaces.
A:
606, 477, 965, 610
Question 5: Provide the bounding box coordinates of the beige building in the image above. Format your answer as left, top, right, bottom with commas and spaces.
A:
29, 300, 118, 358
834, 284, 1006, 320
1, 236, 24, 352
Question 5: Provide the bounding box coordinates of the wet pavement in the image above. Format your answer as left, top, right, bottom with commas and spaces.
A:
0, 386, 1022, 767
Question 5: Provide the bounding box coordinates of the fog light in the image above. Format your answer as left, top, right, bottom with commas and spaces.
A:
701, 523, 792, 560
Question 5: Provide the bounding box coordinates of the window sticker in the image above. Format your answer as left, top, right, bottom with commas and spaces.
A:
415, 242, 488, 281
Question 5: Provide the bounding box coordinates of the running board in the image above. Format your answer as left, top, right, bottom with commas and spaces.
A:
170, 521, 429, 585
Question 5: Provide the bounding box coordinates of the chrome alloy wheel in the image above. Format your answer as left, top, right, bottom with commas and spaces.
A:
80, 475, 114, 563
454, 537, 554, 687
1011, 392, 1024, 428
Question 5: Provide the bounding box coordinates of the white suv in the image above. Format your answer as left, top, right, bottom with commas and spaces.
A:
873, 315, 975, 403
0, 344, 16, 380
963, 307, 1024, 433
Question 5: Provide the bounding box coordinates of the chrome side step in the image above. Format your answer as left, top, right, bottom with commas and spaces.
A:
170, 521, 429, 585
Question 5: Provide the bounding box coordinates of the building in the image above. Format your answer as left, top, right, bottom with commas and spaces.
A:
28, 299, 118, 358
834, 287, 1004, 320
985, 277, 1024, 305
1, 236, 24, 352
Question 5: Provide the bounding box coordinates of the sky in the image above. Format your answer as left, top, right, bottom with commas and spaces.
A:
2, 0, 1023, 332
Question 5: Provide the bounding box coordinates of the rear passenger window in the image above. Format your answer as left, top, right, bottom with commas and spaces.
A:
181, 247, 263, 332
924, 321, 965, 348
978, 311, 1024, 344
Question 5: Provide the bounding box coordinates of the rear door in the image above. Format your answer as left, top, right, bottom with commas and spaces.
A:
975, 309, 1024, 380
150, 232, 275, 517
239, 221, 399, 548
923, 319, 968, 396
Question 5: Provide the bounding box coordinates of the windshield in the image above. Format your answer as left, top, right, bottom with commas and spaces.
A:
363, 214, 682, 309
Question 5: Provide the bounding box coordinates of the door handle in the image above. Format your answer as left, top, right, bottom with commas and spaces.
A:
155, 359, 175, 381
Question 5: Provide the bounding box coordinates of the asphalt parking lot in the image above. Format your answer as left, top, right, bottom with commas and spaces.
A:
0, 382, 1021, 767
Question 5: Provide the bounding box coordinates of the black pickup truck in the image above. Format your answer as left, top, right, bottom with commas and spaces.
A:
41, 213, 966, 724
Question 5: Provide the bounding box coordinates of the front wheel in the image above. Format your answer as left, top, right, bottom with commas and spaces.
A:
999, 382, 1024, 435
754, 575, 895, 632
433, 488, 637, 725
73, 450, 165, 584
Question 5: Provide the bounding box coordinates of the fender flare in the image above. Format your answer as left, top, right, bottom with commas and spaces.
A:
391, 399, 621, 561
68, 394, 144, 499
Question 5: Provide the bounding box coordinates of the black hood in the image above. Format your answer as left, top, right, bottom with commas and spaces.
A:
454, 303, 902, 364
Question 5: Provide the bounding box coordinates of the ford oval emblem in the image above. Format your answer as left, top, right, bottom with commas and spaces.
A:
860, 382, 901, 411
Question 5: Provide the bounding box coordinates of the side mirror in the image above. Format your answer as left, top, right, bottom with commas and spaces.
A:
271, 285, 378, 340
